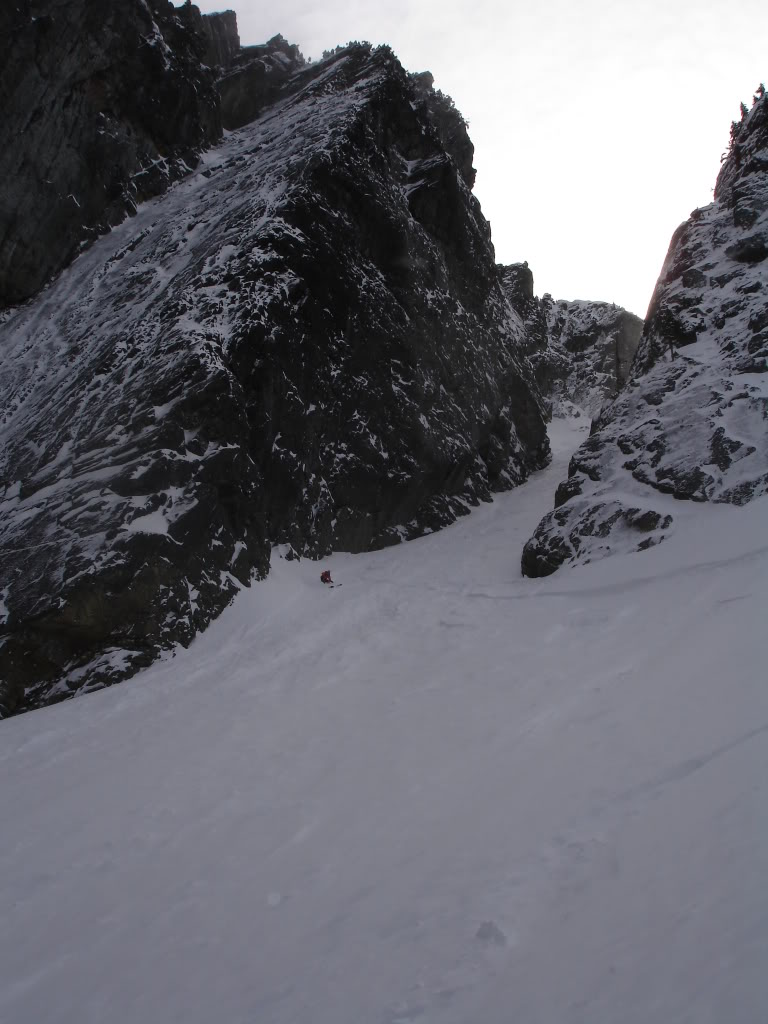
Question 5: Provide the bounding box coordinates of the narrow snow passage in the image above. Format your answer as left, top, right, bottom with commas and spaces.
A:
2, 420, 767, 1024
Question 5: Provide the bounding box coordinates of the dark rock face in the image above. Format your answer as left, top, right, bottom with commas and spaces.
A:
499, 264, 548, 354
542, 297, 643, 410
199, 9, 240, 70
499, 264, 644, 417
410, 72, 476, 189
217, 34, 308, 130
0, 43, 548, 715
0, 0, 223, 309
522, 89, 768, 577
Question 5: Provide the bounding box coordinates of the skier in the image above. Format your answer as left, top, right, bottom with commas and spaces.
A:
320, 570, 333, 585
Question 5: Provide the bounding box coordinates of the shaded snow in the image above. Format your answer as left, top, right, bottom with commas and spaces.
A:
1, 420, 767, 1023
122, 508, 171, 535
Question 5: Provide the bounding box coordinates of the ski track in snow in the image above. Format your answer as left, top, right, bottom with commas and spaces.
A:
1, 419, 767, 1024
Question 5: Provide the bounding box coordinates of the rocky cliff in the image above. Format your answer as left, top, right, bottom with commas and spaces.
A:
0, 34, 549, 716
0, 0, 225, 309
522, 89, 768, 577
216, 34, 308, 130
500, 263, 643, 418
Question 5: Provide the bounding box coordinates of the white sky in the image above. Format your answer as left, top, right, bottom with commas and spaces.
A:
194, 0, 767, 316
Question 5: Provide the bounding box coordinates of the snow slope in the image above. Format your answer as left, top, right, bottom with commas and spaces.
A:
1, 419, 767, 1024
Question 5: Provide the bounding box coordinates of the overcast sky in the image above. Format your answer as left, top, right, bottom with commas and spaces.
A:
194, 0, 766, 316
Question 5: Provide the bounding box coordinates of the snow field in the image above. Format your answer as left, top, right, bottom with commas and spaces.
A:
1, 419, 767, 1024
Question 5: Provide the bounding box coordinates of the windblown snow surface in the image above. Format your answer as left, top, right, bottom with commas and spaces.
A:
1, 419, 767, 1024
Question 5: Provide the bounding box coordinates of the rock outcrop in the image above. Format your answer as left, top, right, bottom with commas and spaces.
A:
199, 9, 240, 70
215, 33, 308, 130
500, 263, 644, 417
0, 41, 548, 715
522, 89, 768, 577
0, 0, 224, 309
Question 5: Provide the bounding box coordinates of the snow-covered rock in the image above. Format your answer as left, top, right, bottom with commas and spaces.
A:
522, 89, 768, 577
499, 263, 644, 419
541, 296, 644, 417
0, 39, 548, 715
0, 0, 224, 308
216, 32, 308, 130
